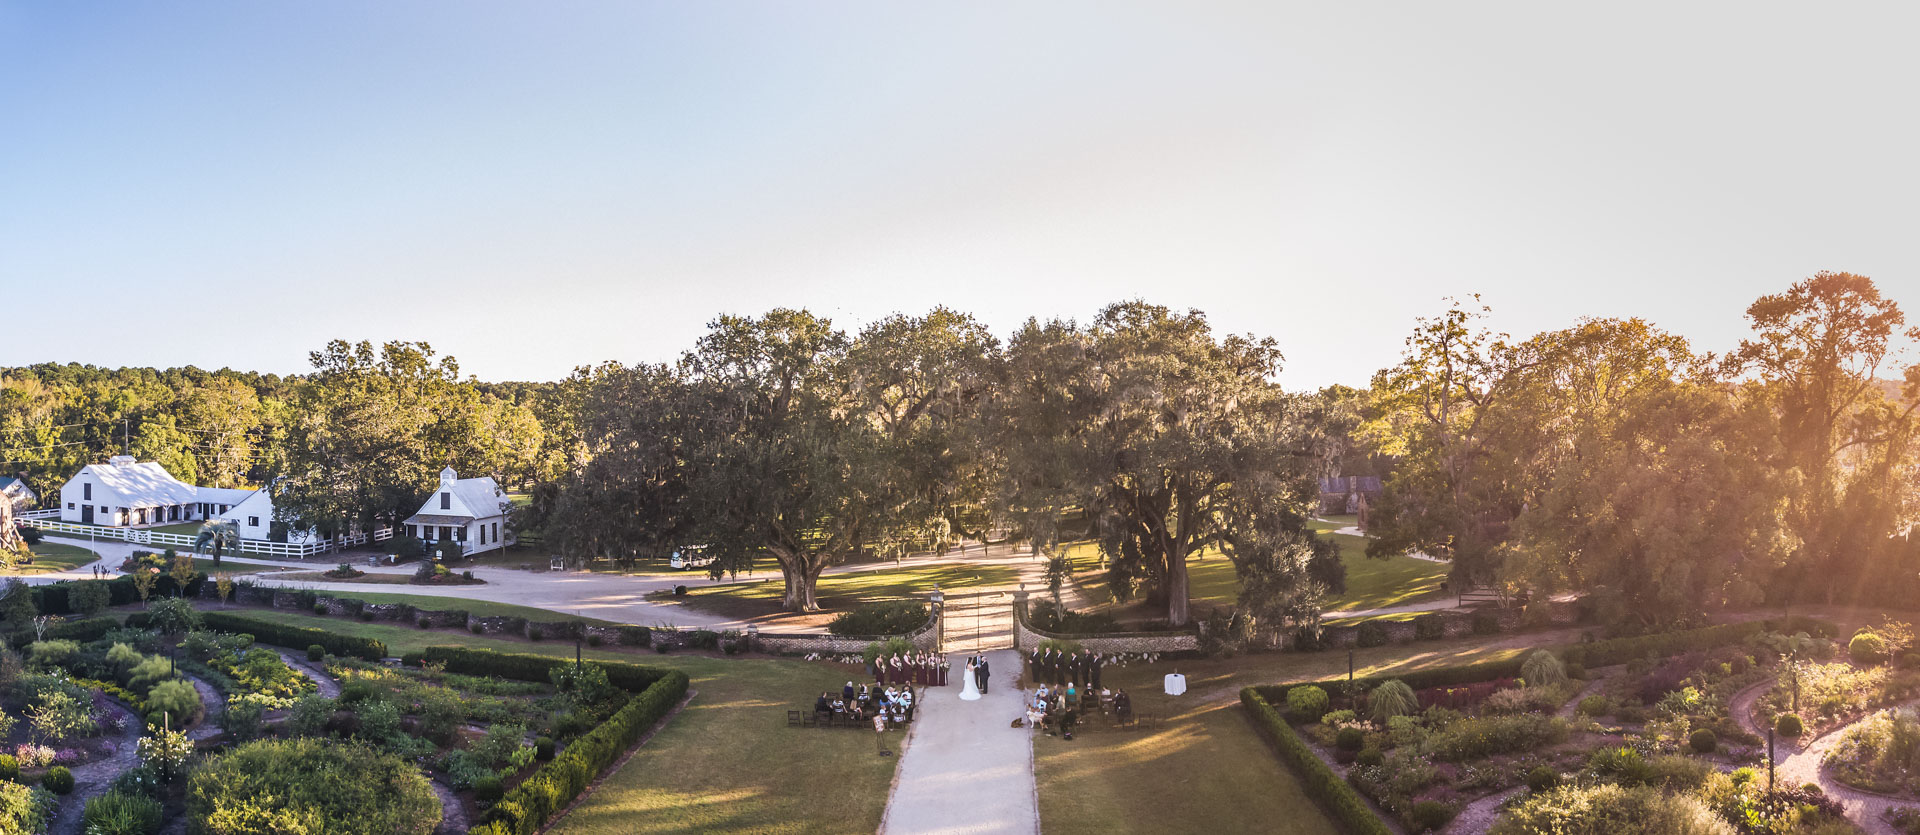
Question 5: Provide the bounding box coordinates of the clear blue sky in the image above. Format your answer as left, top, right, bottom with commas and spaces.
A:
3, 2, 1917, 387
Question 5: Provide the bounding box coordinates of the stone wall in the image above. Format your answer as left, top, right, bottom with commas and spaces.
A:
752, 602, 942, 657
1012, 599, 1201, 654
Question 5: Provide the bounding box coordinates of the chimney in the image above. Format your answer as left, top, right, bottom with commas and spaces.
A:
109, 455, 136, 467
440, 466, 457, 487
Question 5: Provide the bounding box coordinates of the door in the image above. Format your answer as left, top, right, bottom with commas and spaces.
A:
81, 505, 93, 524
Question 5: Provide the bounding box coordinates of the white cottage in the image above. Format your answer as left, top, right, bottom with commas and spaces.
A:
0, 476, 35, 513
402, 467, 512, 556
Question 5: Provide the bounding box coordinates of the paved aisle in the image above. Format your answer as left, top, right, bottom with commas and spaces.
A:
881, 649, 1038, 835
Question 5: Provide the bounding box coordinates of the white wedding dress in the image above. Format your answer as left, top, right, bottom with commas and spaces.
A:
958, 661, 982, 700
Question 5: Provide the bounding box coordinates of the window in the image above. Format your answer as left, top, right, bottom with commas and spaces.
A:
439, 526, 452, 541
493, 522, 500, 543
440, 492, 451, 510
83, 482, 92, 501
66, 502, 74, 510
453, 526, 465, 542
405, 524, 416, 539
248, 516, 260, 527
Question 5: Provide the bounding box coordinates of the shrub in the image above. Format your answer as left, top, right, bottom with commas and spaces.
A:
418, 617, 433, 629
1647, 754, 1712, 789
1026, 601, 1125, 634
201, 612, 386, 661
1428, 715, 1569, 761
286, 695, 334, 738
1565, 661, 1586, 680
1471, 611, 1502, 635
42, 765, 73, 794
1355, 747, 1384, 767
1578, 695, 1612, 717
1286, 685, 1330, 722
1689, 728, 1717, 754
223, 700, 264, 743
1492, 784, 1732, 835
1522, 650, 1568, 689
1336, 727, 1366, 751
471, 622, 485, 634
26, 639, 78, 669
82, 788, 162, 835
474, 774, 504, 803
308, 645, 325, 663
314, 603, 329, 615
1407, 801, 1455, 832
1356, 622, 1389, 648
69, 581, 112, 617
186, 738, 441, 835
1370, 680, 1418, 723
477, 669, 691, 835
586, 634, 603, 647
535, 736, 555, 760
1585, 746, 1654, 786
617, 626, 651, 647
420, 646, 671, 694
0, 754, 15, 780
145, 680, 202, 728
1525, 765, 1559, 792
527, 626, 545, 642
828, 601, 930, 637
358, 611, 374, 622
1776, 713, 1804, 738
1852, 630, 1889, 665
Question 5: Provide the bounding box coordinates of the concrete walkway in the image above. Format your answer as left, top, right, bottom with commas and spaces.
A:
881, 649, 1038, 835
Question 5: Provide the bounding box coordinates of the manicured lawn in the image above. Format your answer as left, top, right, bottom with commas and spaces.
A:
187, 608, 897, 834
1063, 524, 1449, 619
227, 592, 626, 627
271, 570, 425, 586
664, 563, 1023, 620
1031, 625, 1578, 834
1, 542, 99, 575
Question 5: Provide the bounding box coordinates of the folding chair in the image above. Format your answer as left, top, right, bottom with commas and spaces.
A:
787, 710, 802, 727
802, 712, 819, 728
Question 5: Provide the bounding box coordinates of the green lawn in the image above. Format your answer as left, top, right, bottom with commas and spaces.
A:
1, 542, 100, 575
1063, 523, 1448, 620
1032, 622, 1582, 833
225, 592, 626, 627
270, 570, 427, 586
187, 607, 896, 834
664, 563, 1023, 620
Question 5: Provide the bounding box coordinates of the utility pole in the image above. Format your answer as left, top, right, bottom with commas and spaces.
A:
1767, 718, 1776, 810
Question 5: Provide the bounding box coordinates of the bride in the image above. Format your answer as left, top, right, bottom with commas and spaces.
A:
958, 656, 981, 701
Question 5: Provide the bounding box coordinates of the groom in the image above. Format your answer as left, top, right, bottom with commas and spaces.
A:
974, 655, 991, 693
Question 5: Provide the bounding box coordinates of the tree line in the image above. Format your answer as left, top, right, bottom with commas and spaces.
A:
1364, 272, 1920, 627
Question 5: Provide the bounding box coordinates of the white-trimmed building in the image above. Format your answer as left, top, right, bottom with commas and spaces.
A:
55, 456, 321, 542
402, 467, 513, 555
0, 477, 34, 513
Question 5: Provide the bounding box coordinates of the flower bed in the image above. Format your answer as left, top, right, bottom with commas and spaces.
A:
1827, 707, 1920, 798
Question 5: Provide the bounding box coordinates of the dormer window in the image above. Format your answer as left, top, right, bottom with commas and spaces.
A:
440, 492, 450, 510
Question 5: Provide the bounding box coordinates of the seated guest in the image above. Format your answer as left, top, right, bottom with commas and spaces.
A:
843, 681, 856, 702
832, 696, 847, 713
815, 693, 832, 714
858, 683, 871, 702
1065, 683, 1079, 709
1113, 689, 1133, 721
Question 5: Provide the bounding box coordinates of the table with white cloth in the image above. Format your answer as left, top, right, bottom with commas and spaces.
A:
1163, 673, 1187, 696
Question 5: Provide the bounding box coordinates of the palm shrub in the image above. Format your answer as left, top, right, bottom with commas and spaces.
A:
83, 789, 161, 835
1370, 680, 1418, 723
1521, 650, 1568, 689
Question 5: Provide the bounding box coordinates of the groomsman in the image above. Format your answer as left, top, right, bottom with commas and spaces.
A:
1091, 653, 1104, 691
1029, 648, 1043, 685
1050, 649, 1065, 686
976, 655, 991, 693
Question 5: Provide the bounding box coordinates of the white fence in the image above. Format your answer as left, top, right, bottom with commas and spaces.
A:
19, 517, 392, 559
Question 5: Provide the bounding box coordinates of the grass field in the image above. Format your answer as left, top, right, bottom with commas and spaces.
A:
1, 542, 99, 575
1063, 517, 1448, 620
190, 607, 896, 834
227, 592, 625, 626
664, 563, 1023, 620
270, 570, 425, 586
1032, 624, 1572, 834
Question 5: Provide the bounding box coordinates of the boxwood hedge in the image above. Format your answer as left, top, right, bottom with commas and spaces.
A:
417, 646, 689, 835
1241, 687, 1391, 835
200, 611, 387, 661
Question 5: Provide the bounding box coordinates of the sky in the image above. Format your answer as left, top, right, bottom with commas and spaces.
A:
3, 2, 1918, 388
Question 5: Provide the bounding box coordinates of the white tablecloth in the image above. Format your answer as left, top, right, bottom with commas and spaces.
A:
1163, 673, 1187, 696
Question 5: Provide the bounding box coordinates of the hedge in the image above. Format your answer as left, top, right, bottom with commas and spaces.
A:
419, 646, 670, 694
422, 647, 689, 835
1241, 688, 1391, 835
4, 616, 118, 647
28, 573, 207, 613
1253, 616, 1837, 706
200, 612, 387, 661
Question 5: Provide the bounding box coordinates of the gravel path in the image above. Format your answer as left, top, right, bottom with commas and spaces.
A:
881, 649, 1037, 835
430, 778, 468, 835
47, 698, 144, 835
182, 674, 225, 741
1728, 677, 1920, 835
1442, 787, 1523, 835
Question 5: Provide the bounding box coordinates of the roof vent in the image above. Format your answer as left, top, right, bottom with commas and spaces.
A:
108, 455, 136, 467
440, 466, 458, 486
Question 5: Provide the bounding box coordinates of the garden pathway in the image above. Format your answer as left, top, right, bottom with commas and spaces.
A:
1441, 787, 1523, 835
182, 674, 224, 741
1729, 678, 1920, 835
48, 698, 143, 835
880, 649, 1038, 835
430, 779, 469, 835
272, 649, 342, 698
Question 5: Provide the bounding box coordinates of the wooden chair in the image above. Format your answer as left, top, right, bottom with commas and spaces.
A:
802, 712, 819, 728
787, 710, 802, 727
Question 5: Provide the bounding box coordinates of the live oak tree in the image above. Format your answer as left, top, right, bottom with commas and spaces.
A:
1729, 272, 1920, 604
546, 362, 695, 568
1003, 302, 1329, 627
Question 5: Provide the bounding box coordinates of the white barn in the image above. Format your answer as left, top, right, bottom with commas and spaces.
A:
402, 467, 513, 556
55, 456, 322, 542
